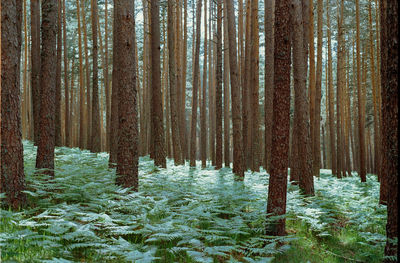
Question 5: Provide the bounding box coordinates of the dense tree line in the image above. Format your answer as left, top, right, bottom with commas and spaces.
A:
0, 0, 397, 260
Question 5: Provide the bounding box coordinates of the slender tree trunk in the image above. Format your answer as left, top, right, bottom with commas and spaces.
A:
109, 1, 120, 166
355, 0, 366, 182
223, 4, 230, 168
180, 0, 188, 161
54, 0, 62, 146
90, 0, 101, 152
249, 0, 260, 172
225, 0, 244, 178
266, 0, 291, 236
104, 0, 110, 152
1, 0, 26, 209
290, 0, 314, 195
308, 0, 316, 177
150, 0, 166, 167
201, 0, 208, 168
313, 0, 323, 177
81, 0, 91, 149
76, 0, 85, 149
31, 0, 41, 145
243, 0, 251, 169
326, 2, 336, 176
36, 0, 58, 176
215, 0, 223, 169
62, 0, 70, 147
189, 0, 202, 167
115, 0, 138, 190
264, 0, 274, 173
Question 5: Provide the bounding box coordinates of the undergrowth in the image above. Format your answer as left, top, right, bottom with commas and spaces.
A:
0, 141, 388, 262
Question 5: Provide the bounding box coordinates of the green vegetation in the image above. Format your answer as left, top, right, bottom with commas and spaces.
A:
0, 141, 386, 262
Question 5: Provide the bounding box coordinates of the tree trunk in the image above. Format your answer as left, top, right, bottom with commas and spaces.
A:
31, 0, 41, 145
264, 0, 274, 173
223, 4, 230, 168
266, 0, 291, 236
215, 0, 223, 169
62, 0, 70, 147
290, 0, 314, 195
250, 0, 260, 172
35, 0, 58, 176
89, 0, 101, 152
1, 0, 26, 209
381, 1, 398, 260
115, 0, 138, 191
313, 0, 323, 177
225, 0, 244, 178
355, 0, 366, 182
189, 0, 202, 167
55, 0, 62, 147
150, 0, 166, 168
201, 0, 208, 168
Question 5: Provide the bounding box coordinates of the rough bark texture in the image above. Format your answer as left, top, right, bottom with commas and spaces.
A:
189, 0, 202, 167
35, 0, 58, 177
90, 0, 101, 153
381, 0, 398, 260
31, 0, 41, 145
264, 0, 274, 173
115, 0, 138, 191
150, 0, 166, 168
168, 0, 183, 166
1, 0, 26, 209
266, 0, 291, 236
225, 0, 244, 178
215, 0, 223, 169
290, 0, 314, 195
55, 0, 62, 147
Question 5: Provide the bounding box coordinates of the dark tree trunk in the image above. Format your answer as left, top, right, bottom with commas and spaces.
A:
1, 0, 26, 209
31, 0, 41, 145
266, 0, 291, 236
215, 0, 223, 169
264, 0, 274, 173
91, 0, 101, 153
150, 0, 166, 168
381, 0, 398, 260
115, 0, 138, 190
35, 0, 58, 177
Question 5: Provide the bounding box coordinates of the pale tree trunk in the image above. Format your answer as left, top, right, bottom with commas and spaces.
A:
223, 4, 230, 168
201, 0, 208, 168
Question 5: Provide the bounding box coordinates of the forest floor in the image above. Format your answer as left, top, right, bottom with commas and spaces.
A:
0, 141, 387, 263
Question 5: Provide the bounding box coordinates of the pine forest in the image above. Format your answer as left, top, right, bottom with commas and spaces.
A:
0, 0, 398, 262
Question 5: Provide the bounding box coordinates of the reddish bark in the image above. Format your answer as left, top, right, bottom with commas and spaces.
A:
1, 0, 26, 209
266, 0, 291, 236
